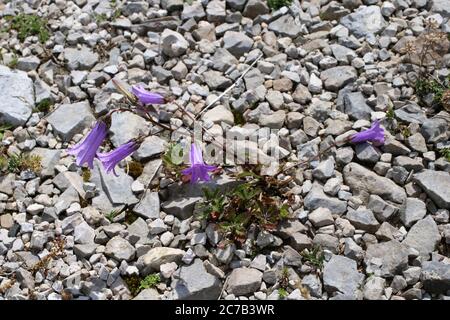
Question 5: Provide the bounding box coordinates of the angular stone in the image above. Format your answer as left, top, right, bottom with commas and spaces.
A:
268, 15, 302, 38
323, 255, 364, 297
413, 170, 450, 209
403, 216, 440, 258
343, 92, 372, 120
365, 240, 409, 277
161, 29, 189, 57
304, 182, 347, 215
340, 5, 387, 37
243, 0, 269, 19
133, 136, 166, 162
321, 66, 357, 92
172, 259, 222, 299
105, 236, 136, 262
421, 261, 450, 294
223, 31, 254, 58
48, 101, 95, 142
346, 207, 380, 233
109, 111, 150, 147
367, 195, 399, 222
64, 46, 99, 70
400, 198, 426, 228
343, 163, 406, 204
308, 207, 334, 227
226, 267, 263, 296
133, 190, 160, 219
138, 247, 185, 273
0, 66, 34, 126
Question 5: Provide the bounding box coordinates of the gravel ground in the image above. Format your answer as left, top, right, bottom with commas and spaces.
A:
0, 0, 449, 300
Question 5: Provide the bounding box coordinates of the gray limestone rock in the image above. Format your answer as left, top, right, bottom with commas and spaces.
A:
403, 216, 441, 258
343, 163, 406, 204
172, 259, 222, 299
340, 5, 387, 37
323, 255, 364, 297
226, 267, 263, 296
413, 170, 450, 209
0, 66, 34, 127
48, 101, 95, 141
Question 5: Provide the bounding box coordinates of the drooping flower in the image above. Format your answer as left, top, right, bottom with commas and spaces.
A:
67, 121, 108, 169
181, 143, 217, 183
131, 85, 165, 105
350, 120, 385, 145
96, 140, 139, 176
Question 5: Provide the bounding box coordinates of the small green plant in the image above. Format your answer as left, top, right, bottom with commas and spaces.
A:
106, 209, 120, 222
9, 14, 50, 43
267, 0, 292, 10
139, 274, 160, 291
386, 105, 395, 120
8, 55, 18, 69
94, 13, 108, 24
198, 168, 292, 244
439, 147, 450, 162
1, 153, 42, 174
34, 98, 53, 113
278, 288, 288, 299
301, 246, 325, 269
279, 266, 289, 289
162, 143, 184, 177
0, 124, 12, 141
112, 9, 122, 21
415, 78, 445, 103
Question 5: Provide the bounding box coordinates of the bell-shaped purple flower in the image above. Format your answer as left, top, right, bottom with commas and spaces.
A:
67, 121, 108, 169
351, 120, 385, 146
181, 143, 217, 183
97, 140, 139, 176
131, 85, 165, 105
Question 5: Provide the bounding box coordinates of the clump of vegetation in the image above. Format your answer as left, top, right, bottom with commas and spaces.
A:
267, 0, 292, 10
81, 167, 91, 182
123, 274, 141, 297
124, 210, 139, 225
34, 98, 53, 113
139, 274, 161, 291
301, 246, 325, 269
403, 19, 450, 111
278, 288, 288, 299
123, 273, 160, 297
0, 153, 42, 174
198, 169, 292, 244
127, 160, 143, 179
8, 14, 50, 43
279, 266, 290, 289
94, 13, 108, 24
439, 147, 450, 162
106, 209, 121, 222
231, 108, 246, 126
31, 237, 66, 275
162, 142, 184, 177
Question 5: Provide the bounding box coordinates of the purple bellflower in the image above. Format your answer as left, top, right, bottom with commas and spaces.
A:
182, 143, 217, 183
351, 120, 385, 146
67, 121, 108, 169
132, 85, 165, 105
97, 140, 139, 176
